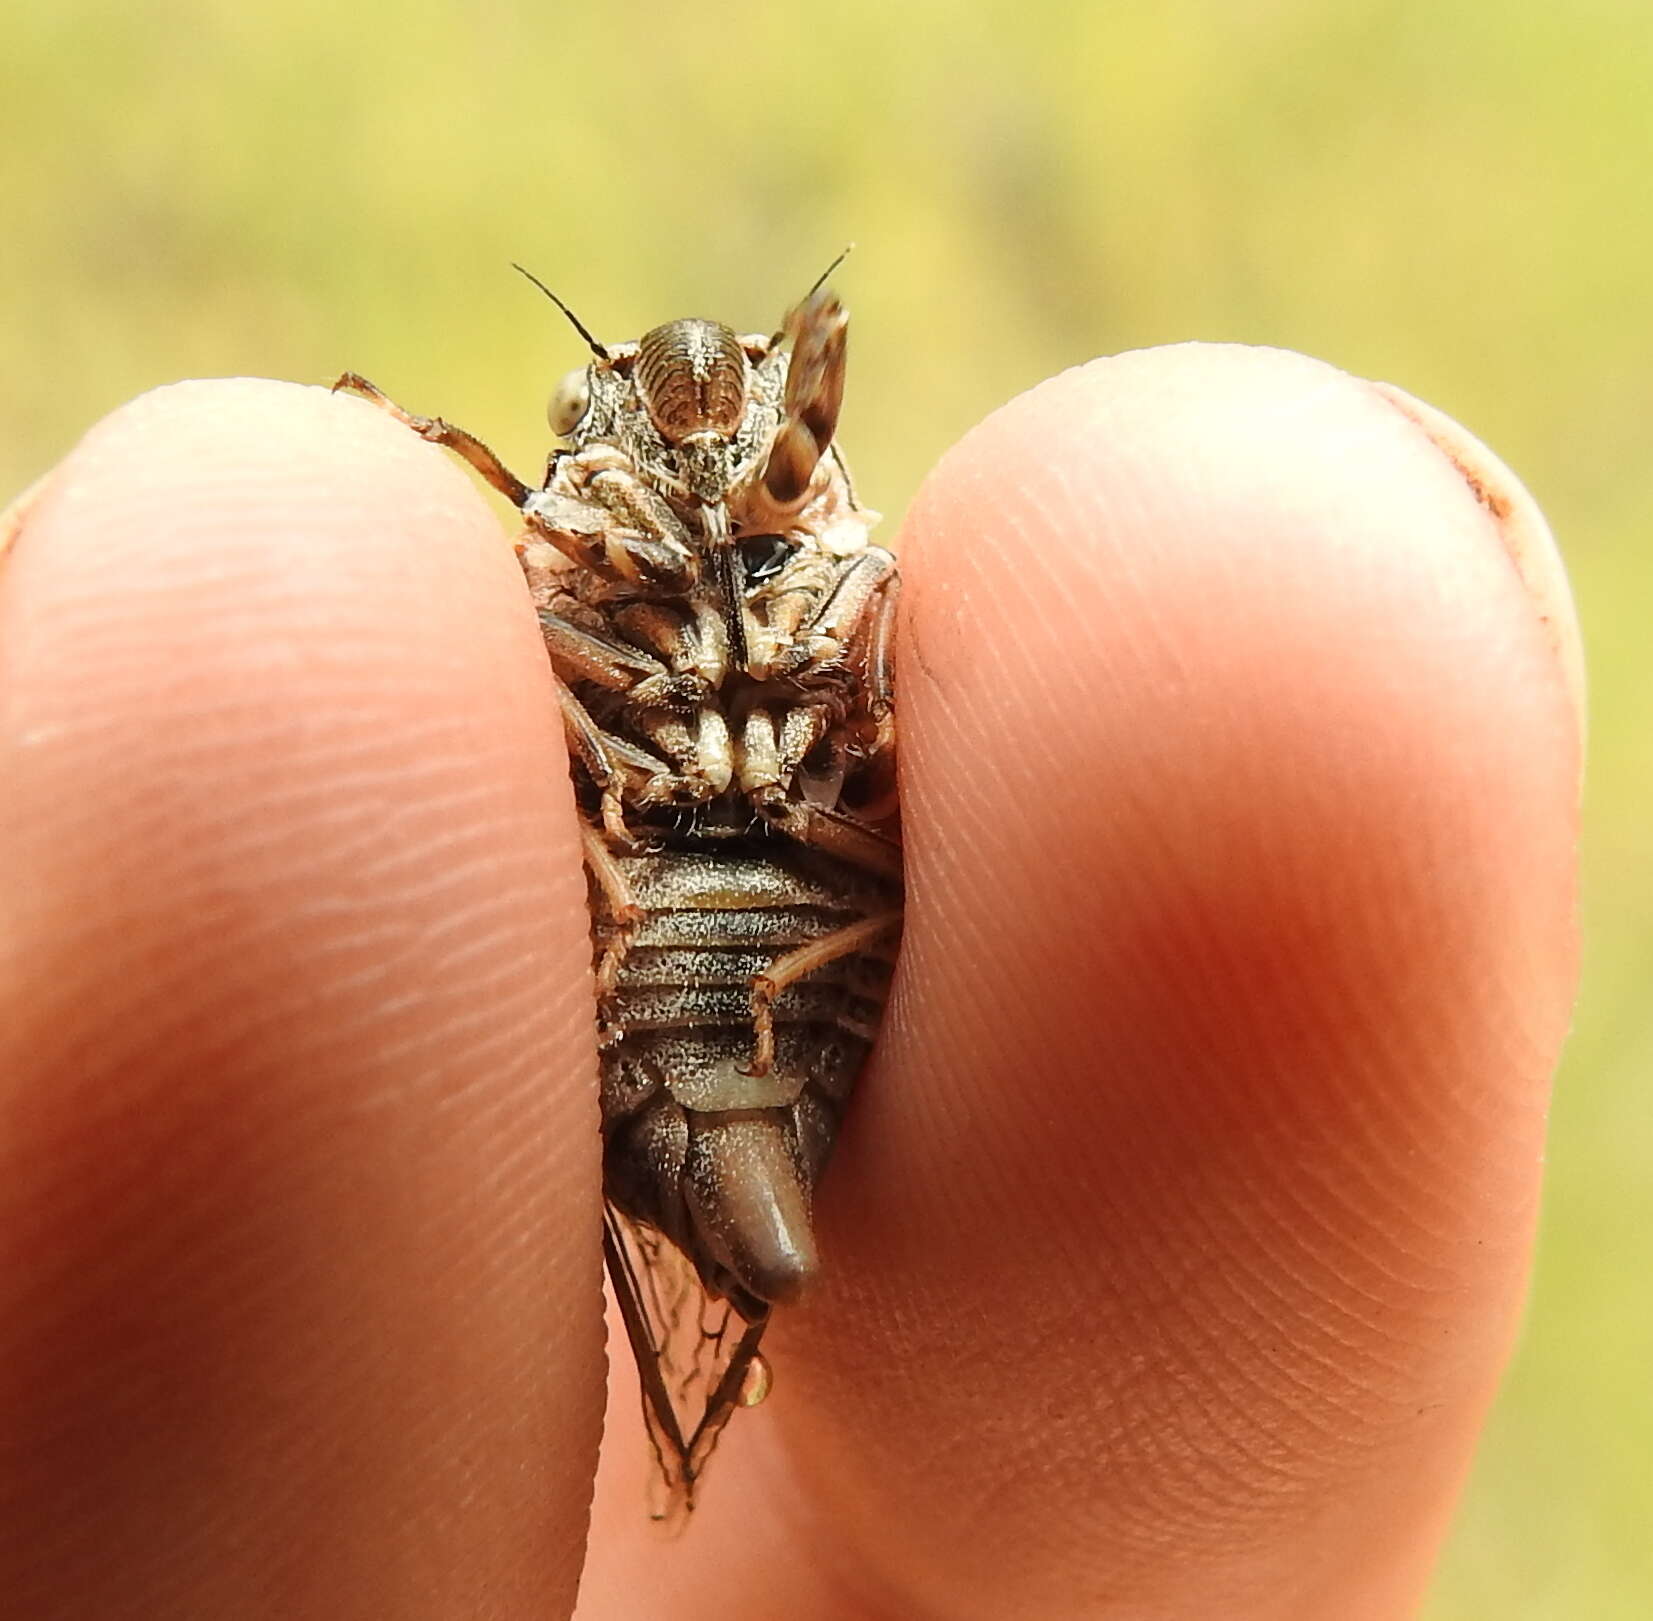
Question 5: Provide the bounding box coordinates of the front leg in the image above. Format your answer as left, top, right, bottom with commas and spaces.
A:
537, 446, 700, 590
523, 489, 694, 590
331, 375, 695, 595
332, 373, 533, 508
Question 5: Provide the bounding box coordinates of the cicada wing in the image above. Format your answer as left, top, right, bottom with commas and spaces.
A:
602, 1203, 771, 1518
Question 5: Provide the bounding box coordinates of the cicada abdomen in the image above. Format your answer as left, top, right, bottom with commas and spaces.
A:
335, 252, 899, 1515
595, 841, 898, 1507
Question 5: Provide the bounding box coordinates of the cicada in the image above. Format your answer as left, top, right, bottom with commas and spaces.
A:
335, 254, 901, 1514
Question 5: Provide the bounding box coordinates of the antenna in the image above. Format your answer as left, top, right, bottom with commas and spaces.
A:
511, 263, 610, 361
804, 243, 854, 303
769, 245, 855, 348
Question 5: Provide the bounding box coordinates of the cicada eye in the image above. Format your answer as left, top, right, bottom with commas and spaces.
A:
547, 367, 590, 436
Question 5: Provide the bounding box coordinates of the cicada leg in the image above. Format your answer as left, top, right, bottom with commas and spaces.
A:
763, 797, 903, 883
782, 546, 895, 666
746, 911, 902, 1076
611, 600, 727, 693
579, 823, 643, 1014
859, 563, 900, 725
332, 373, 534, 507
332, 374, 698, 596
540, 446, 700, 590
537, 610, 705, 709
579, 820, 642, 928
555, 684, 642, 847
559, 680, 716, 837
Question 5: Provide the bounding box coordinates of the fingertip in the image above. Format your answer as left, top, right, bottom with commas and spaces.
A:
0, 379, 602, 1615
1366, 376, 1585, 747
785, 344, 1578, 1617
895, 340, 1578, 1161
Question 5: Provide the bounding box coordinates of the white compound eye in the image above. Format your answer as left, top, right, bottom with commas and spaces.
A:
547, 367, 590, 436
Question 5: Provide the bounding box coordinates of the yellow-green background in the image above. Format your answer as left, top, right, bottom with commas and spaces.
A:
3, 4, 1646, 1614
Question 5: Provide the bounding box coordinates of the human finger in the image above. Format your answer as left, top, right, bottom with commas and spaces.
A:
576, 344, 1580, 1620
0, 379, 605, 1619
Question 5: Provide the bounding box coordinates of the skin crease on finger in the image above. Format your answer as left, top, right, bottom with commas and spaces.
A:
572, 345, 1580, 1621
0, 381, 606, 1619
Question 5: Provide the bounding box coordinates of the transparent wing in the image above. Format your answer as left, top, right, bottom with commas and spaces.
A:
602, 1202, 772, 1520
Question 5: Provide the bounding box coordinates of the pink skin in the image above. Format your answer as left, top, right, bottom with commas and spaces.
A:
0, 349, 1580, 1620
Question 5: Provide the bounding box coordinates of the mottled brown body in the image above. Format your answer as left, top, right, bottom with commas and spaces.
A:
335, 259, 899, 1512
599, 845, 894, 1315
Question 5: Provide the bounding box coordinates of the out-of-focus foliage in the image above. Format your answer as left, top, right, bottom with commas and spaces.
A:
3, 3, 1646, 1614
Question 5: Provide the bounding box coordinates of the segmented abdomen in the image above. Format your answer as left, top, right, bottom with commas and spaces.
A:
594, 841, 897, 1314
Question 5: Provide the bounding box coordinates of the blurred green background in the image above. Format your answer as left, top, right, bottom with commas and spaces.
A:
3, 2, 1646, 1614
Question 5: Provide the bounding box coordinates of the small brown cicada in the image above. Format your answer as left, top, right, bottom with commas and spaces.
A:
335, 253, 901, 1515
